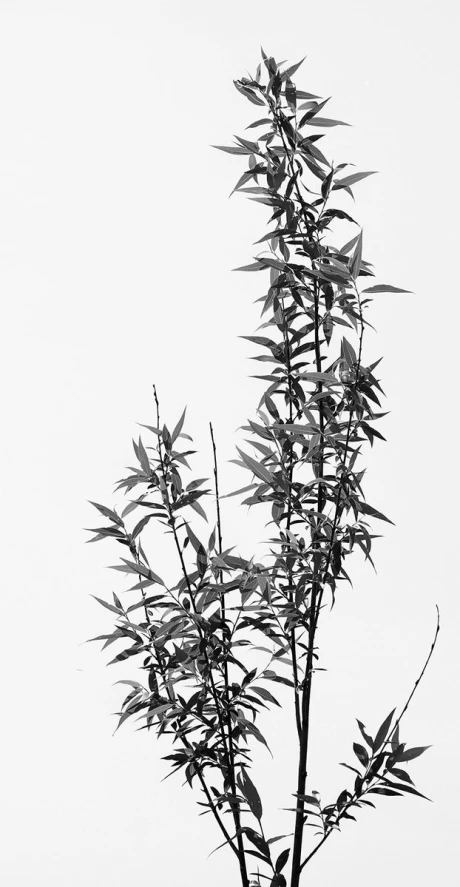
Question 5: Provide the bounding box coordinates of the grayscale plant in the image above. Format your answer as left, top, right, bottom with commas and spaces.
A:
86, 49, 439, 887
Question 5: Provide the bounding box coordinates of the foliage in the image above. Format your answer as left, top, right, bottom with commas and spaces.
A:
86, 48, 438, 887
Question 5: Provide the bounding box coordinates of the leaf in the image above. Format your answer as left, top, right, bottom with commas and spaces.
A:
357, 501, 395, 525
233, 261, 266, 272
397, 746, 431, 762
282, 56, 306, 80
388, 767, 413, 784
341, 336, 357, 368
340, 233, 361, 255
361, 284, 412, 294
185, 523, 202, 553
349, 229, 363, 280
353, 742, 369, 767
244, 828, 270, 859
383, 780, 431, 801
293, 792, 320, 807
303, 116, 350, 127
373, 708, 396, 751
88, 501, 123, 527
132, 514, 155, 539
298, 371, 338, 384
238, 769, 263, 820
189, 499, 209, 522
207, 831, 239, 859
262, 673, 295, 688
137, 437, 150, 474
332, 171, 378, 190
91, 595, 122, 615
220, 483, 259, 500
275, 848, 290, 873
250, 686, 281, 707
171, 408, 187, 443
236, 448, 273, 485
299, 96, 331, 128
113, 558, 165, 585
245, 117, 272, 129
212, 144, 254, 155
356, 719, 374, 748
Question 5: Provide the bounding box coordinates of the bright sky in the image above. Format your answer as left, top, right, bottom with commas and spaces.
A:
0, 2, 458, 886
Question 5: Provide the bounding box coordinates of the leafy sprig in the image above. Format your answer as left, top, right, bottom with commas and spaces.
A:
86, 48, 437, 887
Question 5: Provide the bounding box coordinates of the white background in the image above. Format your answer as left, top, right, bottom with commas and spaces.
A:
0, 2, 458, 885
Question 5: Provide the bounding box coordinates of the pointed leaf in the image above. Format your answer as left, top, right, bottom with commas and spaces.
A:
137, 437, 150, 474
88, 501, 123, 527
275, 848, 290, 873
356, 719, 374, 748
171, 408, 187, 443
397, 746, 431, 762
233, 261, 266, 272
349, 229, 363, 280
91, 595, 122, 615
373, 708, 396, 751
333, 171, 377, 190
236, 448, 273, 485
361, 284, 412, 294
238, 769, 263, 821
303, 116, 350, 127
353, 742, 369, 767
358, 501, 395, 525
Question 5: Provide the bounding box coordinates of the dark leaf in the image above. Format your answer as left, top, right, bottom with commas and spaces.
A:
373, 708, 396, 751
238, 769, 263, 820
275, 848, 290, 873
356, 719, 374, 748
388, 767, 413, 784
244, 827, 270, 859
250, 686, 281, 707
357, 501, 394, 525
353, 742, 369, 767
397, 746, 431, 762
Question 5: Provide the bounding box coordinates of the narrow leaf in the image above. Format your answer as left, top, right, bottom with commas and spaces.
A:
361, 284, 412, 294
238, 769, 263, 821
373, 708, 396, 751
333, 170, 377, 190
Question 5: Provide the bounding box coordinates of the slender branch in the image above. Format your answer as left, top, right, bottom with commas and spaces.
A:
151, 389, 248, 886
388, 605, 440, 743
299, 605, 440, 873
181, 734, 241, 860
274, 99, 329, 887
210, 421, 249, 887
280, 293, 302, 741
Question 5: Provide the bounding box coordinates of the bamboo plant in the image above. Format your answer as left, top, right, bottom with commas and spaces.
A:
86, 49, 438, 887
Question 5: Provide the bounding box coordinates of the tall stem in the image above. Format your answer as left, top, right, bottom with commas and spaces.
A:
290, 246, 325, 887
210, 422, 249, 887
152, 389, 248, 887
